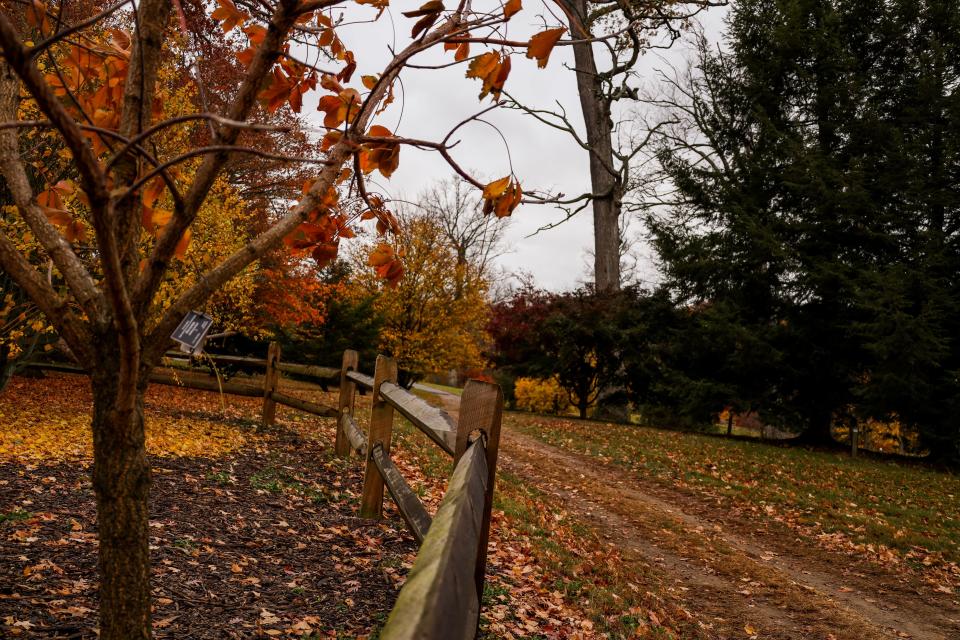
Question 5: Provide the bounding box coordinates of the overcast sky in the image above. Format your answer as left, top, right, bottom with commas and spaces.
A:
302, 2, 728, 291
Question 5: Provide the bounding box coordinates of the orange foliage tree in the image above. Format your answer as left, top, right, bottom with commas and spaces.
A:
0, 0, 622, 637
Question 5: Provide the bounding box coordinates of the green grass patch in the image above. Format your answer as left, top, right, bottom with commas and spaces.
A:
506, 412, 960, 564
418, 382, 463, 396
0, 508, 31, 523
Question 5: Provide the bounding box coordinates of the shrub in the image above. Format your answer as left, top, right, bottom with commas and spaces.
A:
514, 377, 571, 415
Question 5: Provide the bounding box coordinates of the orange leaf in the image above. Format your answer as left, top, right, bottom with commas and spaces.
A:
503, 0, 522, 20
367, 242, 395, 268
211, 0, 248, 32
311, 241, 339, 268
355, 0, 390, 15
466, 51, 509, 101
42, 208, 72, 228
260, 67, 294, 113
174, 229, 191, 259
526, 27, 565, 69
482, 176, 522, 218
321, 130, 343, 151
242, 24, 267, 45
401, 0, 443, 17
320, 74, 343, 93
378, 257, 404, 285
403, 0, 444, 38
454, 41, 470, 62
362, 75, 379, 90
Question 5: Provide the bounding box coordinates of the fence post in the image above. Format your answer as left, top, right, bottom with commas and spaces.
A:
335, 349, 359, 457
261, 341, 281, 427
360, 354, 397, 519
851, 423, 859, 458
455, 379, 504, 606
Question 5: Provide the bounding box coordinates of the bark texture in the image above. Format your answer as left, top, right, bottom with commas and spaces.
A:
91, 353, 152, 640
565, 0, 622, 292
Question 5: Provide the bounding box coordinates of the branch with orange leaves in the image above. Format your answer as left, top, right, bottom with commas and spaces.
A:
141, 0, 471, 364
131, 0, 327, 321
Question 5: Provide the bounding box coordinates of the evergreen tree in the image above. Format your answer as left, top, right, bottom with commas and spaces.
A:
650, 0, 960, 456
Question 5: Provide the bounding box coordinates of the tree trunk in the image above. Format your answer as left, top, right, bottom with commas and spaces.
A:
90, 364, 153, 640
566, 0, 621, 292
795, 408, 837, 448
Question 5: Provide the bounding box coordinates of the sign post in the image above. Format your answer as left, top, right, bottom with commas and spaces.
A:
171, 311, 214, 355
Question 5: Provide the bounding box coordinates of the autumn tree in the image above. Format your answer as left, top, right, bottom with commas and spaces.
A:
0, 0, 613, 635
354, 212, 491, 383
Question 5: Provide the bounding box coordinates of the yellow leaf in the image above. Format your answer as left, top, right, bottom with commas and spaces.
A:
483, 176, 511, 200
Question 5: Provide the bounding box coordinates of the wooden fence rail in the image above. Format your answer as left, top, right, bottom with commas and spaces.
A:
336, 350, 503, 639
28, 342, 338, 422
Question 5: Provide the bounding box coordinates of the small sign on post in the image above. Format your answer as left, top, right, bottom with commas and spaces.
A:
171, 311, 214, 354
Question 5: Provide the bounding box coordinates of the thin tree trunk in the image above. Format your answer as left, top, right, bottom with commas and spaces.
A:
566, 0, 620, 292
91, 362, 152, 640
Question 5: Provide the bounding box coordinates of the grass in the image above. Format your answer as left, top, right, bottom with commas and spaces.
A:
0, 508, 31, 523
417, 382, 463, 396
249, 463, 328, 503
506, 411, 960, 565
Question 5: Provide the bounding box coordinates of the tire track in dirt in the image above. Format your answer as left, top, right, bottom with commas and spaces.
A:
498, 428, 960, 640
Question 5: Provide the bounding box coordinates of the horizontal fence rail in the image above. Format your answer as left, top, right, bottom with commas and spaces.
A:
345, 370, 375, 389
370, 444, 432, 544
380, 440, 488, 639
378, 381, 457, 456
341, 414, 367, 456
28, 341, 338, 424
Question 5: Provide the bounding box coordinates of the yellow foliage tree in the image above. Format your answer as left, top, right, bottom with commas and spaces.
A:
355, 214, 490, 380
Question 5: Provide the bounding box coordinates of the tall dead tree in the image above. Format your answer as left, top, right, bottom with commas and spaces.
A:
515, 0, 725, 291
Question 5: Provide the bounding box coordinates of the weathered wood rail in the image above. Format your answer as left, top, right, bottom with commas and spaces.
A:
27, 342, 338, 422
336, 350, 503, 639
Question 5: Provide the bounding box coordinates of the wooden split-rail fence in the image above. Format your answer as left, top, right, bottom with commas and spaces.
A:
28, 343, 504, 639
336, 350, 503, 639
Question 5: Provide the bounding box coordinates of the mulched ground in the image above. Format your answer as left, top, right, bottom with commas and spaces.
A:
0, 388, 418, 639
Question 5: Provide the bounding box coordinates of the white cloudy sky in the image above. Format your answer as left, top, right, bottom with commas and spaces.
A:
301, 1, 728, 291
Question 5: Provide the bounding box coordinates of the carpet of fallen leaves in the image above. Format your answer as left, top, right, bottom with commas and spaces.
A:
0, 373, 264, 461
0, 373, 636, 639
507, 412, 960, 596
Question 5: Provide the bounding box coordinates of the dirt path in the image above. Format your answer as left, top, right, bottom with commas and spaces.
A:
422, 394, 960, 640
498, 429, 960, 640
424, 389, 960, 639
